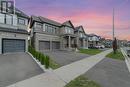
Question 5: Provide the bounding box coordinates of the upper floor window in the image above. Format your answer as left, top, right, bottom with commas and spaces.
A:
18, 18, 25, 25
44, 24, 58, 34
0, 13, 5, 23
6, 14, 13, 25
65, 27, 74, 34
36, 22, 43, 28
80, 33, 83, 37
1, 1, 7, 13
1, 1, 13, 14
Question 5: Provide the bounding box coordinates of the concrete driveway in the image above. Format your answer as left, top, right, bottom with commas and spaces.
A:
84, 58, 130, 87
44, 51, 90, 66
0, 52, 44, 87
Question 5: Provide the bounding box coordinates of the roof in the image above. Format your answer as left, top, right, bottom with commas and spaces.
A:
31, 15, 42, 22
75, 26, 85, 33
62, 20, 75, 28
30, 16, 61, 27
88, 34, 97, 37
0, 27, 29, 34
39, 16, 61, 26
15, 8, 29, 19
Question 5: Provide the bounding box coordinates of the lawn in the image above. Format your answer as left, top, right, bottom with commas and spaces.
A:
65, 75, 100, 87
106, 50, 124, 60
49, 59, 61, 69
79, 49, 102, 55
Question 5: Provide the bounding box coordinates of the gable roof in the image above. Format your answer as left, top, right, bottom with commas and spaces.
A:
31, 15, 42, 22
75, 26, 86, 33
62, 20, 75, 28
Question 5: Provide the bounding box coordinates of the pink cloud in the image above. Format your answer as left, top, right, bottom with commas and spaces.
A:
40, 11, 130, 40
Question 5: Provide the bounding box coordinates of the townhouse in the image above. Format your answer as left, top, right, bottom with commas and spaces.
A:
75, 26, 88, 49
118, 40, 128, 47
29, 16, 88, 52
88, 34, 101, 48
0, 1, 29, 54
104, 39, 113, 48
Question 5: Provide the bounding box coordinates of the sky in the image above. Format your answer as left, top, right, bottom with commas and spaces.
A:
15, 0, 130, 40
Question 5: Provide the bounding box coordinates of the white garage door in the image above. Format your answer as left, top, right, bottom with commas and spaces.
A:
2, 39, 25, 53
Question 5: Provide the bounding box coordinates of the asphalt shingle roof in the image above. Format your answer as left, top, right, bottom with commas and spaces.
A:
31, 15, 42, 22
39, 16, 61, 26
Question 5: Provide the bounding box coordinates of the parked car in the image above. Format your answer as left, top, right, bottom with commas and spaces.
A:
127, 50, 130, 57
95, 45, 105, 49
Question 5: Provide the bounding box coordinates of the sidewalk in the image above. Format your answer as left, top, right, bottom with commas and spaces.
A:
8, 49, 112, 87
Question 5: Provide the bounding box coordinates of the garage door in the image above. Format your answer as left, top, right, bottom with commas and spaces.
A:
39, 41, 50, 50
2, 39, 25, 53
52, 41, 60, 49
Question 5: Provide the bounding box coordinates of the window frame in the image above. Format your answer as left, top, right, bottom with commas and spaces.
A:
36, 22, 43, 29
18, 18, 26, 25
5, 14, 13, 25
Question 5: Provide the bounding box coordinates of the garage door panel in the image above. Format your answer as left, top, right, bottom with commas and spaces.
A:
39, 41, 50, 50
52, 41, 60, 49
2, 39, 25, 53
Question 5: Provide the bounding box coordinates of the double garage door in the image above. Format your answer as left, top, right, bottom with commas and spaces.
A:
39, 41, 60, 51
2, 39, 25, 53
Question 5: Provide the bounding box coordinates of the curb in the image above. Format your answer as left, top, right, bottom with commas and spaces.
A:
121, 48, 130, 73
27, 52, 53, 72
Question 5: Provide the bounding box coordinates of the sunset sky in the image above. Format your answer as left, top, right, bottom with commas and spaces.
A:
16, 0, 130, 40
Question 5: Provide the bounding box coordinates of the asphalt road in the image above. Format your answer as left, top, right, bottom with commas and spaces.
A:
0, 52, 44, 87
84, 58, 130, 87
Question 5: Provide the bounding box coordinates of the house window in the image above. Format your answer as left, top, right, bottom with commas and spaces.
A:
18, 18, 25, 25
45, 25, 48, 32
65, 27, 74, 34
0, 13, 5, 23
1, 1, 7, 13
1, 1, 13, 13
36, 22, 43, 28
80, 33, 83, 37
6, 14, 13, 25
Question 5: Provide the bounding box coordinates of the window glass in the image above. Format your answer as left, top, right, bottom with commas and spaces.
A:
18, 18, 25, 25
0, 13, 5, 23
43, 24, 45, 31
2, 2, 7, 13
36, 22, 42, 28
6, 14, 12, 25
45, 25, 48, 32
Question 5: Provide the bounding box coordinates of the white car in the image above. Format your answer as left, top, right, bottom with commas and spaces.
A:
95, 45, 105, 49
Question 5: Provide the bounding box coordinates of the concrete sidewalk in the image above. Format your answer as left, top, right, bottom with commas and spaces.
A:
7, 49, 112, 87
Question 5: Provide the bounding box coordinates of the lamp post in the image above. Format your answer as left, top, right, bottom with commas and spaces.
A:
113, 8, 115, 40
112, 8, 118, 53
